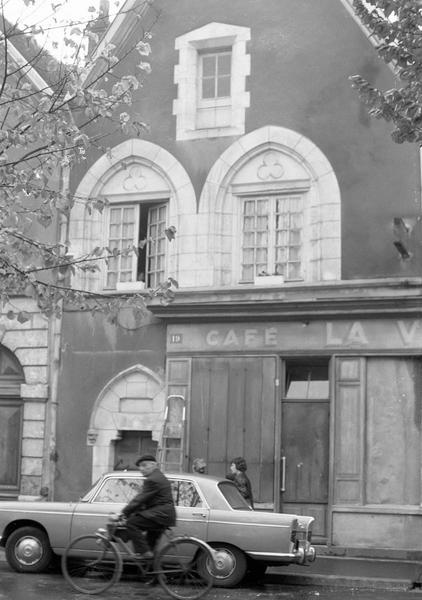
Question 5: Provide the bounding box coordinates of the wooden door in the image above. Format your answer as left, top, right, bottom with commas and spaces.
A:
190, 356, 277, 509
280, 358, 330, 541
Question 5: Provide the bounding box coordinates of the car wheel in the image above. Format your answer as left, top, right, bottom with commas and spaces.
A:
199, 543, 247, 587
247, 560, 267, 579
5, 526, 53, 573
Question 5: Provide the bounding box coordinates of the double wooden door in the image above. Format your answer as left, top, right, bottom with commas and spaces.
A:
190, 356, 277, 509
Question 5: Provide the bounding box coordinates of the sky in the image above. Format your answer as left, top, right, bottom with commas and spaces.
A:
2, 0, 124, 62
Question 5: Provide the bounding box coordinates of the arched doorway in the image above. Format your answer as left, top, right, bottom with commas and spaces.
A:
87, 364, 165, 482
0, 345, 25, 498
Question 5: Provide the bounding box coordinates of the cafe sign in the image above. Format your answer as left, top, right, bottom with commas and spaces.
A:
167, 319, 422, 352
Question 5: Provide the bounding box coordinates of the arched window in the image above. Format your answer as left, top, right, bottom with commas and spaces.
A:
69, 139, 196, 293
199, 126, 341, 287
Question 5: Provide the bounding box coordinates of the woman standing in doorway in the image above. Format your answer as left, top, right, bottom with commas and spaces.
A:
226, 457, 254, 508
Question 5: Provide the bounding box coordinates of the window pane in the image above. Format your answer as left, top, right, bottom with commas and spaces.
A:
0, 403, 21, 486
106, 271, 117, 289
94, 478, 144, 503
217, 75, 230, 97
256, 215, 268, 230
256, 232, 268, 247
202, 55, 216, 77
202, 78, 215, 99
289, 247, 301, 261
285, 360, 329, 400
275, 195, 304, 282
242, 264, 254, 280
256, 248, 268, 264
288, 262, 301, 279
244, 201, 255, 215
146, 203, 167, 287
217, 53, 231, 75
171, 480, 202, 508
106, 204, 138, 288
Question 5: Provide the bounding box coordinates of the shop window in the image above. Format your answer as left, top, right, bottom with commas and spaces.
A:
334, 356, 422, 506
241, 194, 305, 282
285, 358, 330, 399
366, 357, 421, 505
105, 201, 167, 290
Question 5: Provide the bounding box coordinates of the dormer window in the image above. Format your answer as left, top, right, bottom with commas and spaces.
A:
173, 23, 250, 140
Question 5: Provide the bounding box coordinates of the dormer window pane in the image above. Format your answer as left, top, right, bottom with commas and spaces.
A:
200, 50, 232, 100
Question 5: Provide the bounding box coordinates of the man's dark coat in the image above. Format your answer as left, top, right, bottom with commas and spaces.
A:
122, 468, 176, 527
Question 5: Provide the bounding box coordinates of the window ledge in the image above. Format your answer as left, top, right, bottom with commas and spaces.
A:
254, 275, 285, 286
115, 281, 146, 292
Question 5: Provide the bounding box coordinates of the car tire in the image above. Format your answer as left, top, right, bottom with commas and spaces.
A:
199, 543, 247, 587
247, 560, 268, 579
5, 526, 53, 573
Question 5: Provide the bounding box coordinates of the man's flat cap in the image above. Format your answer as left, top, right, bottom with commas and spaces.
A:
135, 454, 157, 466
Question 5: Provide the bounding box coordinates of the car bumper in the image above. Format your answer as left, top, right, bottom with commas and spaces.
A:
248, 543, 316, 565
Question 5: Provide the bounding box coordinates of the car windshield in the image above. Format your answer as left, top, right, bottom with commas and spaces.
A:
218, 481, 253, 510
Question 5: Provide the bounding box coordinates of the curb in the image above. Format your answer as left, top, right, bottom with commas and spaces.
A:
266, 571, 411, 591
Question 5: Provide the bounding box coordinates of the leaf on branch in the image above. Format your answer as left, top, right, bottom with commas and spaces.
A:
164, 226, 177, 241
136, 41, 152, 56
6, 311, 15, 320
137, 62, 152, 74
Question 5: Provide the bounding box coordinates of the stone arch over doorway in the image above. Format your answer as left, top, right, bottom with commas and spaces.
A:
87, 364, 165, 482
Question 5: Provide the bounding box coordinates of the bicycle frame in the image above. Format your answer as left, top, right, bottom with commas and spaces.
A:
62, 516, 216, 599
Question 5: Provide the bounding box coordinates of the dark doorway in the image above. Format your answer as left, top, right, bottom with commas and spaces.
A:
281, 357, 330, 542
114, 431, 158, 470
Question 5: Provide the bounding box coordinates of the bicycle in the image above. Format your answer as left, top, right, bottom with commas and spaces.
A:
61, 514, 215, 599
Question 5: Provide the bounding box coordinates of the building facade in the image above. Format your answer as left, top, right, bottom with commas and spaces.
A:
24, 0, 422, 558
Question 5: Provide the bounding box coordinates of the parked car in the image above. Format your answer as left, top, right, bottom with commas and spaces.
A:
0, 472, 315, 586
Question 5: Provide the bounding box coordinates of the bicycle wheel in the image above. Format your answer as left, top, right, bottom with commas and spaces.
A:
155, 537, 214, 600
61, 534, 123, 594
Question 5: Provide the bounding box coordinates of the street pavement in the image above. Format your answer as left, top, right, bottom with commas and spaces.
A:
0, 561, 421, 600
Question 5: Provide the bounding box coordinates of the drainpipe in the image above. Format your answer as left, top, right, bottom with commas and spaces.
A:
41, 164, 69, 500
42, 313, 61, 499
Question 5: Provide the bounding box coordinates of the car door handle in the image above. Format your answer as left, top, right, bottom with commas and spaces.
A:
192, 513, 207, 519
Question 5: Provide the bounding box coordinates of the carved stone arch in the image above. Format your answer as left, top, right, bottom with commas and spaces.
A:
199, 125, 341, 284
87, 364, 166, 482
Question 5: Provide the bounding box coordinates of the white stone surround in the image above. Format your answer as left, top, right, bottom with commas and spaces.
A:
0, 298, 49, 499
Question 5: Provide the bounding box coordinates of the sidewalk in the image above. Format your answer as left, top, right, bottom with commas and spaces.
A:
268, 554, 422, 591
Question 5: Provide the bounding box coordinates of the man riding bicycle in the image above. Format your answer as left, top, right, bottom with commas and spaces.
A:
121, 454, 176, 559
